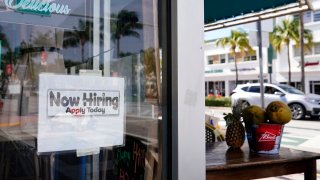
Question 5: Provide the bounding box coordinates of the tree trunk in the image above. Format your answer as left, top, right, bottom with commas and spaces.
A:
155, 49, 161, 105
299, 12, 306, 93
234, 54, 239, 86
287, 44, 291, 85
116, 38, 120, 57
115, 38, 121, 76
81, 43, 84, 63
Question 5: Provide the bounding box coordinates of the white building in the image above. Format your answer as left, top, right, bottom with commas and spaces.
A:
205, 13, 320, 96
204, 25, 270, 96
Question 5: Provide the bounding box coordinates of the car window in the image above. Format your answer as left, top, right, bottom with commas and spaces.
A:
248, 86, 260, 93
241, 86, 249, 91
265, 86, 280, 94
278, 84, 304, 95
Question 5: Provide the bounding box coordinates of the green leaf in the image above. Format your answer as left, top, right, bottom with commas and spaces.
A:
223, 113, 235, 126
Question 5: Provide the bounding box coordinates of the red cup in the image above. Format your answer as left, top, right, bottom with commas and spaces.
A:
246, 123, 284, 154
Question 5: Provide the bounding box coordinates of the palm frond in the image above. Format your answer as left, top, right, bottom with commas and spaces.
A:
270, 18, 301, 53
215, 37, 230, 48
0, 26, 10, 50
303, 29, 313, 51
63, 19, 93, 49
215, 29, 252, 56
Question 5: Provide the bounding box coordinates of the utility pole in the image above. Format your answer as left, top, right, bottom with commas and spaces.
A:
299, 12, 305, 93
257, 20, 265, 109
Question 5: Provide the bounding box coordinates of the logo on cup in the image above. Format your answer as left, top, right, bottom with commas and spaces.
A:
258, 132, 276, 142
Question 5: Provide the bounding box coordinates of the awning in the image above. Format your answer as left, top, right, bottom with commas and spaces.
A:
205, 0, 312, 31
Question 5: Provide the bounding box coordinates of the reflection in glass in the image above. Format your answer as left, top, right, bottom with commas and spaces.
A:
111, 10, 142, 57
63, 20, 93, 63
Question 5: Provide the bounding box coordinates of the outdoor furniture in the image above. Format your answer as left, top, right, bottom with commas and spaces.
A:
206, 142, 320, 180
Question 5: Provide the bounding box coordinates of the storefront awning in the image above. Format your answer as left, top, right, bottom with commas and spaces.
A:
205, 0, 312, 31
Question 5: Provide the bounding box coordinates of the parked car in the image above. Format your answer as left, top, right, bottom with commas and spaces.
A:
230, 83, 320, 120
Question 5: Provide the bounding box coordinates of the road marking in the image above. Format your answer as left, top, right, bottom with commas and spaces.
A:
285, 125, 320, 132
281, 136, 308, 146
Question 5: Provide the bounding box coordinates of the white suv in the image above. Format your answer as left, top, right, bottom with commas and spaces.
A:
230, 83, 320, 120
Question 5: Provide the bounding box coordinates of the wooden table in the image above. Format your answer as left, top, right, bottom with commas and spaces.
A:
206, 142, 320, 180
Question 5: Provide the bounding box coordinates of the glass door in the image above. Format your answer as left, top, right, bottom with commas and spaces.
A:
0, 0, 165, 179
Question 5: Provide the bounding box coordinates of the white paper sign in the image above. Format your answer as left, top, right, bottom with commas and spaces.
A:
37, 74, 125, 153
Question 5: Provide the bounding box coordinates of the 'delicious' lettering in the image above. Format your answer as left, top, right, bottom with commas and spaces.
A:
4, 0, 71, 15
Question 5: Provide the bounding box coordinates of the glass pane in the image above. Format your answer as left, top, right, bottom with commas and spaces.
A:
249, 86, 260, 93
314, 11, 320, 22
292, 12, 311, 23
294, 45, 301, 57
212, 55, 220, 64
305, 48, 312, 55
315, 43, 320, 54
209, 81, 214, 94
250, 51, 257, 61
0, 0, 163, 179
293, 45, 311, 56
208, 56, 213, 64
304, 12, 312, 23
220, 54, 226, 63
228, 53, 234, 63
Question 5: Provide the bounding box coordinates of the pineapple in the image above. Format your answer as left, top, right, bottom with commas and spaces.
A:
224, 102, 245, 148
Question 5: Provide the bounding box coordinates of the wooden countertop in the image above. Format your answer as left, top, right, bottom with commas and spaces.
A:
206, 142, 320, 180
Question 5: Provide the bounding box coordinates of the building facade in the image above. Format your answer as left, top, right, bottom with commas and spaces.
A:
204, 33, 269, 96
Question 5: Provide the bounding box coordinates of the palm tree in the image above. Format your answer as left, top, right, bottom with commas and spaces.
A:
32, 30, 55, 46
143, 48, 158, 99
0, 26, 10, 51
111, 10, 142, 57
0, 26, 11, 97
215, 30, 254, 86
270, 18, 313, 86
63, 20, 93, 63
0, 26, 12, 70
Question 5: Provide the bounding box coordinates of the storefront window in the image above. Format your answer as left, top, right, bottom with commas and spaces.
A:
310, 81, 320, 94
0, 0, 164, 179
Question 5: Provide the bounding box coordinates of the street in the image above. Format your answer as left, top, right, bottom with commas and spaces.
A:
282, 119, 320, 153
206, 106, 320, 179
